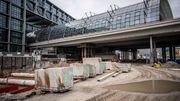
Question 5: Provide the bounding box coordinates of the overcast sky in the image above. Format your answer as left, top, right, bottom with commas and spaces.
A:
49, 0, 180, 19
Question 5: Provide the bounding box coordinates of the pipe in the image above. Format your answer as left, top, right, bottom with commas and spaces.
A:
11, 73, 35, 78
97, 71, 116, 82
112, 71, 122, 77
0, 78, 35, 86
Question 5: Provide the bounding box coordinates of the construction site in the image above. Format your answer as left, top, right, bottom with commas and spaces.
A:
0, 0, 180, 101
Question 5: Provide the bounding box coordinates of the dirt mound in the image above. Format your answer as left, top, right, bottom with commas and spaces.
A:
161, 61, 180, 68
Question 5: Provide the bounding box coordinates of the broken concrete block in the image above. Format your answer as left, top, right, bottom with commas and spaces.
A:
35, 67, 73, 92
70, 63, 89, 79
83, 57, 104, 75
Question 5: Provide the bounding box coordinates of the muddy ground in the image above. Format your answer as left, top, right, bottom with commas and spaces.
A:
24, 64, 180, 101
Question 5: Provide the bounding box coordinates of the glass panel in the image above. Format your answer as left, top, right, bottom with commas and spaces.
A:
10, 31, 22, 44
37, 7, 44, 16
11, 6, 22, 19
0, 14, 7, 28
10, 45, 22, 52
45, 3, 51, 11
26, 1, 34, 11
12, 0, 23, 7
0, 1, 8, 13
0, 43, 7, 52
0, 28, 8, 42
46, 11, 51, 19
11, 18, 22, 31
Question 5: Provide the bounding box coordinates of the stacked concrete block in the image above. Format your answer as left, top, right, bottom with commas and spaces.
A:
87, 64, 96, 77
100, 62, 106, 73
70, 63, 89, 79
35, 67, 73, 92
102, 61, 113, 70
41, 61, 50, 68
116, 63, 131, 73
83, 57, 104, 75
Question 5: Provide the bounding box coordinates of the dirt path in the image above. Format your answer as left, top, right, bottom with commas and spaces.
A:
25, 64, 180, 101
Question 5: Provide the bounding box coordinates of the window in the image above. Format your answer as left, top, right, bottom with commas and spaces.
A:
52, 7, 57, 14
61, 13, 64, 19
0, 43, 7, 52
10, 45, 22, 52
53, 15, 57, 22
37, 7, 44, 16
11, 6, 22, 19
0, 15, 7, 28
63, 14, 67, 20
37, 0, 44, 6
26, 1, 35, 11
46, 11, 51, 19
12, 0, 23, 7
0, 28, 8, 42
125, 14, 130, 26
11, 18, 22, 31
117, 16, 122, 24
45, 3, 51, 11
0, 1, 8, 13
135, 11, 140, 24
10, 31, 22, 44
26, 24, 33, 31
0, 14, 7, 28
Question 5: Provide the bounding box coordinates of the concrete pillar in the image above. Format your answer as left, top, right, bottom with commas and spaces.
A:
90, 48, 93, 57
123, 51, 125, 60
84, 47, 87, 58
153, 40, 157, 63
162, 47, 166, 63
132, 49, 137, 60
7, 1, 12, 52
150, 36, 154, 63
169, 46, 173, 60
81, 45, 94, 58
173, 46, 176, 60
22, 0, 27, 53
81, 48, 84, 58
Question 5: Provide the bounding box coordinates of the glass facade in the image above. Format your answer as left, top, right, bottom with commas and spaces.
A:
11, 18, 22, 31
0, 43, 7, 52
10, 45, 22, 52
11, 5, 23, 19
10, 31, 22, 44
45, 3, 51, 11
0, 14, 7, 28
33, 0, 170, 43
0, 28, 8, 42
26, 0, 35, 11
0, 0, 74, 52
12, 0, 23, 7
0, 0, 8, 13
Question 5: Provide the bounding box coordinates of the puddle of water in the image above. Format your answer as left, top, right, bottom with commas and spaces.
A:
105, 80, 180, 93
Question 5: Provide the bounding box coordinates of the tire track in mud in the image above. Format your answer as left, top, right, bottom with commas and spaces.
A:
87, 65, 180, 101
133, 65, 180, 80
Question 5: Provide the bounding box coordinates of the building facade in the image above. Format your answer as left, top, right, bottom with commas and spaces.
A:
0, 0, 74, 52
32, 0, 173, 43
